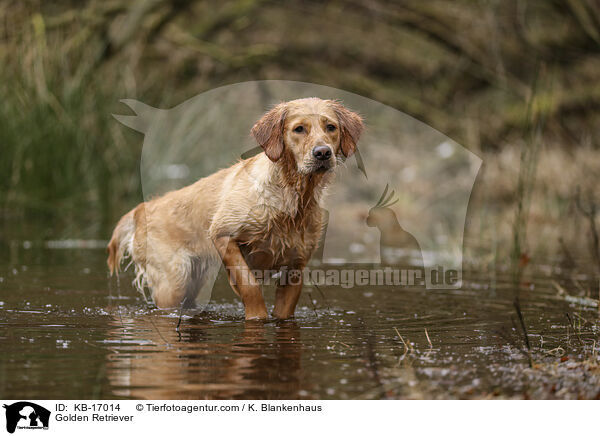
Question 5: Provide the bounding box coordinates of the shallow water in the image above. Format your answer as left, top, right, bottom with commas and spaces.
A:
1, 244, 599, 399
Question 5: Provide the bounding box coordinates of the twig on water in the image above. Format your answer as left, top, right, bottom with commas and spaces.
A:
305, 292, 319, 317
353, 316, 387, 398
109, 272, 126, 330
424, 328, 433, 349
545, 346, 565, 357
551, 280, 566, 296
312, 282, 332, 314
572, 312, 591, 325
565, 312, 585, 347
148, 316, 171, 347
394, 327, 411, 355
176, 302, 184, 332
513, 297, 533, 368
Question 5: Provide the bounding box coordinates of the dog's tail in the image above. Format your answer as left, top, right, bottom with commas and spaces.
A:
107, 208, 136, 275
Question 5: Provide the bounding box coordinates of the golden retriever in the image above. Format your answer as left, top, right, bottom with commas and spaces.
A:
107, 97, 364, 319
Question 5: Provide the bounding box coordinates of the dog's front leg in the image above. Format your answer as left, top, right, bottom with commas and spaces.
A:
213, 237, 268, 320
273, 267, 304, 319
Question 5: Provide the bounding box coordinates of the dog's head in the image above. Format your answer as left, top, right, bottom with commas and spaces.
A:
251, 98, 364, 174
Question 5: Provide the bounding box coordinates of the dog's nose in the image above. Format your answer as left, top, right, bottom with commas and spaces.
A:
312, 145, 332, 161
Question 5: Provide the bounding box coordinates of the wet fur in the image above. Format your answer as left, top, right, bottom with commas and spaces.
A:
107, 97, 363, 318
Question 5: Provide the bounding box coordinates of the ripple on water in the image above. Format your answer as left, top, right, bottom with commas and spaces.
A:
0, 259, 599, 398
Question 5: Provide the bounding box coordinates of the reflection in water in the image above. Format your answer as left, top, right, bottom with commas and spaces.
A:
1, 249, 600, 399
106, 316, 303, 399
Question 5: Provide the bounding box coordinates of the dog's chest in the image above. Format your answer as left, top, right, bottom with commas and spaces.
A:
240, 208, 321, 269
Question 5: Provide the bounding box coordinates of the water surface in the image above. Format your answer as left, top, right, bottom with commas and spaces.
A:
1, 244, 599, 399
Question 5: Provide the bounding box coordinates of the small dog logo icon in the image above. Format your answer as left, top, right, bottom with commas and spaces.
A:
3, 402, 50, 434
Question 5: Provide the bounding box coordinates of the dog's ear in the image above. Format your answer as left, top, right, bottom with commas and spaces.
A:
251, 103, 288, 162
331, 101, 364, 158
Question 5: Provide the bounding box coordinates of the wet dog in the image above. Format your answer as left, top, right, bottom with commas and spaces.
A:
107, 97, 363, 319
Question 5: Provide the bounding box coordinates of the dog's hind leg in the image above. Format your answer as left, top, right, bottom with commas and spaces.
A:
189, 257, 220, 310
146, 253, 218, 309
141, 247, 193, 308
146, 264, 188, 308
180, 257, 219, 309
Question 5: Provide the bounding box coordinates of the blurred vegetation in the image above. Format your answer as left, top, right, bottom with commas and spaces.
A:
0, 0, 599, 260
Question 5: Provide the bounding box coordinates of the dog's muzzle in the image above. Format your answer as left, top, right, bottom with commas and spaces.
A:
310, 145, 334, 173
312, 145, 333, 161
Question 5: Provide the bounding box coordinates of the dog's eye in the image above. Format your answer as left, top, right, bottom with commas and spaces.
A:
293, 125, 304, 133
326, 124, 337, 132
